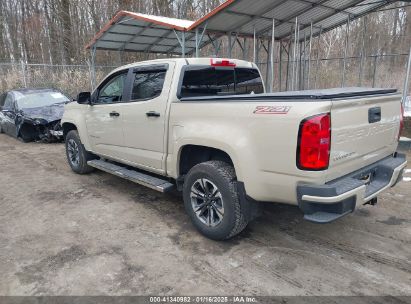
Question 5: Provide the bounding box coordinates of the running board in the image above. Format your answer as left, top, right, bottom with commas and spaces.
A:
87, 159, 174, 193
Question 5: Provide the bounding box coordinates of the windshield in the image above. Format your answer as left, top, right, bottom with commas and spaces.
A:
15, 91, 69, 109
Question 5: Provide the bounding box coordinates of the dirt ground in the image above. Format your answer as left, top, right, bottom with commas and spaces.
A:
0, 133, 410, 296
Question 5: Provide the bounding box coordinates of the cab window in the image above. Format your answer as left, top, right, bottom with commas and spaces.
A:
96, 72, 127, 104
180, 67, 264, 98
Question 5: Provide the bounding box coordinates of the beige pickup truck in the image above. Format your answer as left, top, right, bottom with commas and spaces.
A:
62, 58, 406, 240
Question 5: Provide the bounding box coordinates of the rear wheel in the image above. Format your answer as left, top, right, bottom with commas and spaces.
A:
183, 160, 248, 240
65, 130, 95, 174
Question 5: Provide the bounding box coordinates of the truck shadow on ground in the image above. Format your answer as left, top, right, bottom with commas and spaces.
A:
90, 168, 411, 268
89, 170, 313, 249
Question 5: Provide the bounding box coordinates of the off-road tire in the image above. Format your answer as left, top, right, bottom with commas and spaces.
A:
65, 130, 95, 174
183, 160, 248, 240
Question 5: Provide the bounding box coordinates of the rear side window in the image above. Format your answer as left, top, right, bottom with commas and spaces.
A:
131, 70, 166, 101
180, 67, 264, 98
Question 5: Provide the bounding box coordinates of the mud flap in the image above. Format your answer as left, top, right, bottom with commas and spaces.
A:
236, 182, 262, 222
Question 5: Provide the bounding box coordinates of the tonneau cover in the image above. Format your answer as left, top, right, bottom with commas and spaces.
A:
180, 87, 398, 101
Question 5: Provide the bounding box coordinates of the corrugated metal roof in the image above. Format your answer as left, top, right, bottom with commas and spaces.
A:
85, 10, 200, 55
192, 0, 397, 40
86, 0, 397, 53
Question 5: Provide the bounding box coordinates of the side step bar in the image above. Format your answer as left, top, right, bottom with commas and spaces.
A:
87, 159, 174, 193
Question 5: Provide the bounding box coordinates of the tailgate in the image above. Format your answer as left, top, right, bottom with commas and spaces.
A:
326, 92, 402, 181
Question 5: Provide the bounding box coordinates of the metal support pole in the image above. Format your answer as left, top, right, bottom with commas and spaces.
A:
402, 44, 411, 105
243, 37, 247, 60
90, 46, 96, 91
228, 32, 238, 58
228, 33, 232, 58
182, 32, 186, 58
359, 16, 367, 86
302, 31, 307, 90
20, 60, 27, 88
269, 18, 275, 93
253, 25, 257, 63
279, 42, 283, 91
342, 15, 350, 87
265, 40, 271, 89
174, 30, 186, 58
314, 26, 322, 89
296, 23, 300, 90
216, 40, 222, 56
195, 23, 207, 58
195, 28, 200, 58
307, 21, 313, 89
372, 56, 377, 87
285, 37, 291, 91
292, 18, 298, 90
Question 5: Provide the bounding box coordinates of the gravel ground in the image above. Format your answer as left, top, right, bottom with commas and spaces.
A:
0, 133, 410, 296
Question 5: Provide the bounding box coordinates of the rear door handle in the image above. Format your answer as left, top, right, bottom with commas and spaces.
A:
146, 111, 160, 117
109, 111, 120, 117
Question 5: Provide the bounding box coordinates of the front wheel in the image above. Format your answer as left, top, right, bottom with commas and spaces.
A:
65, 130, 95, 174
183, 161, 248, 240
18, 134, 33, 143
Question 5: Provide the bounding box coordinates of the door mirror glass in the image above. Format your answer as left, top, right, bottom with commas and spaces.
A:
77, 92, 91, 104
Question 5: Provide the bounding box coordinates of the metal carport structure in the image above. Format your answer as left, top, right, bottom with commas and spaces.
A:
86, 0, 410, 102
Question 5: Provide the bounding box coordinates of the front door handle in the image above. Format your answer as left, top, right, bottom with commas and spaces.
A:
146, 111, 160, 118
109, 111, 120, 117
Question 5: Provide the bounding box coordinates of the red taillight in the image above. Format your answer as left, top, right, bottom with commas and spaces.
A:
399, 103, 404, 140
210, 58, 236, 67
297, 113, 331, 170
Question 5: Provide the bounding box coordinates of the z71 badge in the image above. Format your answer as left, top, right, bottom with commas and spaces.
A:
253, 106, 291, 114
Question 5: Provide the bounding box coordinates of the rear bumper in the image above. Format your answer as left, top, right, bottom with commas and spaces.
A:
297, 153, 407, 223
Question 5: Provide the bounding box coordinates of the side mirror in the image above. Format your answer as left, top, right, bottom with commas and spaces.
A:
77, 92, 91, 104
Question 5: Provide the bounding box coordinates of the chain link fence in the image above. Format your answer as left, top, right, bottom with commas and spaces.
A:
1, 53, 410, 111
257, 53, 411, 110
0, 62, 116, 98
258, 53, 409, 91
